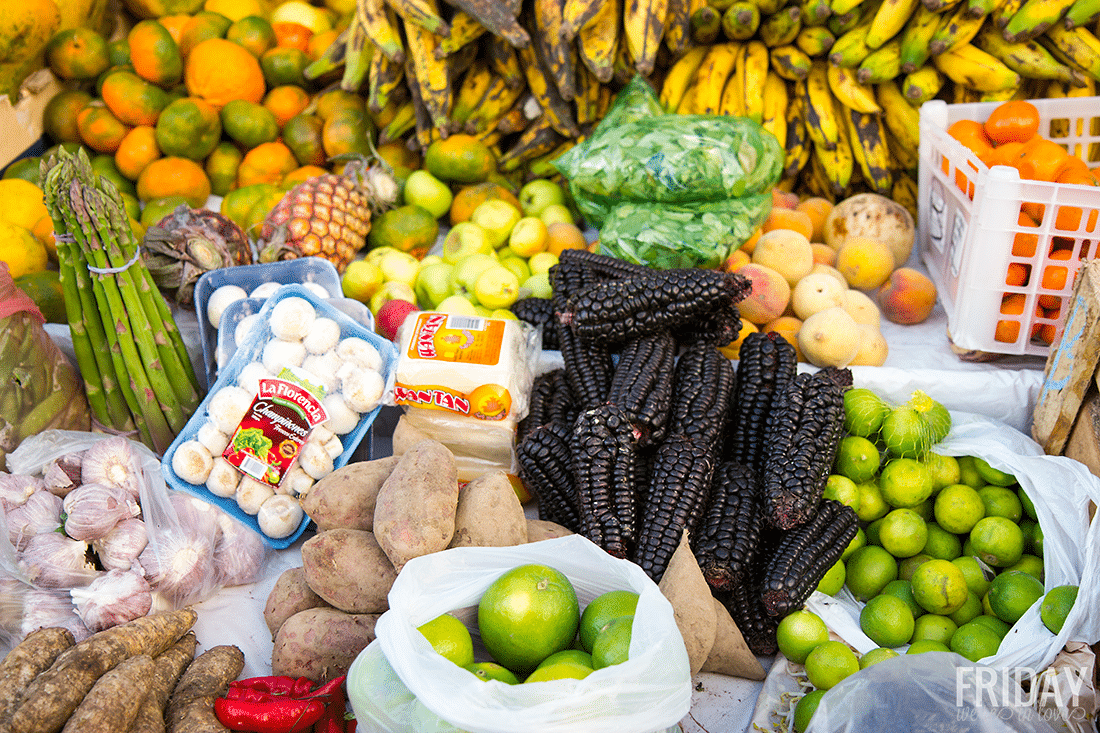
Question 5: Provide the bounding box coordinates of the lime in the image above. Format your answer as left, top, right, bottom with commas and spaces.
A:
1040, 584, 1078, 634
804, 640, 860, 690
841, 528, 866, 561
949, 621, 1002, 662
911, 558, 968, 615
972, 457, 1016, 486
1021, 520, 1044, 557
956, 456, 987, 489
881, 579, 924, 618
537, 649, 593, 669
907, 639, 951, 654
843, 387, 889, 438
834, 435, 881, 483
579, 590, 639, 653
934, 484, 985, 534
1006, 554, 1044, 582
1031, 522, 1044, 558
816, 559, 846, 596
898, 554, 933, 582
859, 647, 900, 668
777, 610, 830, 664
969, 516, 1024, 567
845, 546, 898, 601
1018, 488, 1037, 521
969, 615, 1011, 639
948, 592, 983, 627
879, 458, 934, 508
911, 613, 957, 646
860, 594, 915, 648
866, 518, 885, 547
856, 482, 889, 522
417, 613, 475, 667
591, 616, 632, 669
465, 661, 520, 684
881, 405, 933, 458
925, 453, 961, 492
981, 590, 995, 617
908, 391, 951, 442
978, 486, 1022, 522
793, 689, 827, 733
879, 508, 928, 558
824, 474, 861, 512
524, 660, 593, 682
986, 570, 1045, 625
912, 498, 935, 522
962, 537, 977, 557
923, 523, 962, 561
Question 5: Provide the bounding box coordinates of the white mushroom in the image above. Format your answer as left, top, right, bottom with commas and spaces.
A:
257, 495, 305, 539
301, 351, 342, 394
236, 361, 272, 395
302, 282, 332, 300
208, 386, 254, 435
235, 477, 275, 515
322, 435, 345, 461
269, 297, 316, 341
206, 458, 241, 498
207, 285, 248, 329
297, 441, 334, 480
310, 424, 335, 446
171, 441, 214, 486
234, 313, 262, 348
303, 318, 342, 355
249, 281, 283, 299
338, 363, 385, 413
336, 337, 383, 372
196, 420, 230, 457
261, 339, 307, 374
281, 467, 314, 497
321, 393, 359, 435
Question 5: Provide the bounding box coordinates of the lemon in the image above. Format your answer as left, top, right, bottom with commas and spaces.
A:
0, 179, 48, 231
834, 435, 881, 483
0, 222, 48, 279
841, 528, 866, 561
845, 545, 898, 602
776, 610, 830, 664
823, 474, 861, 511
856, 481, 889, 522
952, 555, 994, 597
907, 639, 951, 654
793, 689, 826, 732
911, 613, 957, 646
1007, 554, 1044, 582
804, 640, 860, 690
925, 452, 961, 492
881, 579, 924, 617
934, 484, 985, 534
898, 554, 933, 582
878, 458, 934, 508
956, 455, 987, 489
878, 508, 928, 559
978, 486, 1022, 522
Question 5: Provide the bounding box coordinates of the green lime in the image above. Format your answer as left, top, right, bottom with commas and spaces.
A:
911, 558, 968, 615
834, 435, 881, 483
1020, 520, 1043, 557
824, 474, 861, 512
140, 195, 190, 227
912, 498, 935, 522
962, 537, 977, 557
973, 457, 1016, 486
579, 590, 639, 653
1040, 584, 1078, 634
841, 528, 867, 561
934, 484, 986, 534
536, 649, 593, 669
908, 391, 951, 442
881, 405, 933, 458
1006, 554, 1044, 582
907, 639, 951, 654
591, 616, 632, 669
845, 546, 898, 602
3, 158, 41, 185
925, 452, 961, 492
524, 660, 593, 682
464, 661, 520, 684
866, 517, 885, 547
987, 569, 1045, 625
969, 615, 1011, 639
91, 154, 136, 196
879, 508, 928, 559
1018, 488, 1037, 521
978, 486, 1022, 522
948, 591, 983, 626
923, 523, 962, 561
956, 456, 987, 489
220, 99, 279, 148
898, 554, 933, 582
949, 621, 1002, 662
793, 689, 826, 733
776, 610, 830, 664
1031, 522, 1044, 557
969, 516, 1024, 568
417, 613, 475, 667
859, 647, 900, 668
805, 640, 860, 690
843, 387, 889, 438
879, 458, 935, 509
881, 579, 924, 618
816, 559, 846, 596
860, 594, 915, 648
856, 482, 889, 522
911, 613, 957, 646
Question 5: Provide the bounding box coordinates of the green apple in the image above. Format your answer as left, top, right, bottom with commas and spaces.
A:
527, 251, 560, 276
377, 250, 420, 287
470, 199, 522, 249
436, 294, 478, 316
403, 169, 453, 219
518, 178, 566, 217
522, 272, 553, 299
442, 221, 494, 264
450, 252, 499, 295
539, 203, 575, 227
369, 280, 417, 320
341, 259, 384, 303
419, 254, 445, 268
499, 256, 530, 283
414, 262, 455, 309
508, 216, 549, 258
474, 264, 521, 309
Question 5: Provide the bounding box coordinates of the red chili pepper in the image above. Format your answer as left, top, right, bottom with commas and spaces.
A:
311, 683, 345, 733
226, 687, 279, 703
300, 675, 346, 702
214, 697, 326, 733
230, 675, 314, 697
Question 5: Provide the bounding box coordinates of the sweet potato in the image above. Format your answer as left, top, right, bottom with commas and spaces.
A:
61, 654, 154, 733
700, 598, 765, 680
301, 529, 397, 614
658, 532, 717, 677
165, 645, 244, 733
0, 627, 74, 727
300, 456, 399, 531
271, 608, 379, 684
264, 567, 332, 640
373, 439, 459, 571
525, 518, 574, 542
128, 632, 198, 733
448, 471, 527, 548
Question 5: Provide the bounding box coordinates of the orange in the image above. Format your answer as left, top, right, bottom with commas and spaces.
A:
1040, 247, 1074, 308
985, 140, 1029, 169
281, 113, 326, 166
136, 156, 212, 207
157, 14, 193, 44
272, 20, 312, 51
43, 89, 93, 144
107, 38, 131, 67
281, 164, 328, 188
995, 293, 1026, 343
179, 11, 233, 56
797, 196, 833, 242
225, 15, 277, 58
314, 87, 365, 121
185, 37, 266, 108
1017, 138, 1070, 182
129, 19, 185, 87
546, 222, 588, 256
741, 226, 762, 255
260, 45, 309, 87
100, 71, 171, 126
76, 102, 131, 154
307, 28, 338, 60
1005, 262, 1030, 287
155, 96, 223, 159
236, 141, 298, 187
321, 107, 372, 158
984, 100, 1041, 145
205, 141, 243, 195
947, 119, 994, 159
46, 28, 110, 81
262, 84, 310, 127
115, 126, 162, 181
220, 99, 279, 148
447, 182, 519, 225
1012, 209, 1039, 257
424, 133, 496, 184
377, 140, 421, 170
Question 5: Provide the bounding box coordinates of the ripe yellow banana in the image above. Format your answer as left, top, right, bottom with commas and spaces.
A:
933, 41, 1022, 90
402, 14, 452, 131
974, 24, 1083, 83
435, 12, 486, 57
1002, 0, 1077, 41
857, 37, 902, 81
813, 109, 854, 198
831, 0, 872, 18
759, 6, 804, 46
465, 73, 529, 133
866, 0, 921, 47
718, 45, 747, 115
929, 4, 988, 55
385, 0, 449, 36
659, 45, 709, 111
770, 44, 813, 79
695, 42, 741, 114
901, 64, 945, 103
360, 0, 406, 62
892, 173, 919, 221
876, 78, 920, 150
844, 106, 893, 195
830, 16, 876, 66
562, 0, 604, 38
532, 0, 577, 102
577, 0, 620, 84
993, 0, 1027, 27
624, 0, 671, 75
1039, 25, 1100, 80
762, 70, 789, 147
899, 3, 941, 72
803, 62, 842, 150
666, 0, 693, 53
883, 124, 919, 171
741, 39, 771, 122
827, 62, 882, 112
797, 26, 837, 55
450, 59, 494, 126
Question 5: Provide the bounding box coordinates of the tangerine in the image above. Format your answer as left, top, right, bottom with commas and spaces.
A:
984, 100, 1041, 145
76, 102, 131, 154
322, 107, 373, 158
114, 125, 162, 181
281, 113, 326, 166
205, 141, 243, 196
179, 11, 233, 56
260, 45, 309, 88
185, 37, 266, 108
128, 19, 184, 87
46, 28, 110, 81
236, 141, 298, 187
43, 89, 92, 144
262, 84, 310, 127
100, 70, 171, 126
136, 156, 212, 207
225, 15, 277, 57
272, 20, 312, 51
156, 96, 222, 159
221, 99, 279, 148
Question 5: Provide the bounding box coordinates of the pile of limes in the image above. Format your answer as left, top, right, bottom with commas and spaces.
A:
415, 563, 640, 685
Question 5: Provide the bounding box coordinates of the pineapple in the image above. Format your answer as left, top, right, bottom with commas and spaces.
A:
258, 158, 398, 273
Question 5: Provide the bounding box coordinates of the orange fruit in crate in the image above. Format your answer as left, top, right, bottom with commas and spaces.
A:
185, 38, 266, 108
129, 19, 185, 87
1005, 262, 1030, 287
1034, 304, 1059, 345
948, 120, 994, 159
995, 293, 1027, 343
983, 101, 1040, 145
1017, 138, 1071, 182
136, 156, 212, 208
1039, 248, 1074, 309
115, 125, 162, 181
985, 140, 1028, 169
1012, 209, 1040, 257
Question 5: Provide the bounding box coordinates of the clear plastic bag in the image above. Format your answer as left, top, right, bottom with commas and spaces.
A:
348, 535, 691, 733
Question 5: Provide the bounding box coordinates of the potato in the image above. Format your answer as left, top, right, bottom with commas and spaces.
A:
301, 529, 398, 614
658, 532, 717, 677
271, 608, 379, 684
448, 470, 527, 548
373, 439, 459, 571
700, 597, 766, 680
300, 456, 399, 531
823, 192, 915, 267
391, 414, 432, 456
525, 518, 574, 543
264, 567, 332, 640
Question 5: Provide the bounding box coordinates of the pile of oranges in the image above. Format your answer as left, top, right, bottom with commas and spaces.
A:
945, 100, 1100, 346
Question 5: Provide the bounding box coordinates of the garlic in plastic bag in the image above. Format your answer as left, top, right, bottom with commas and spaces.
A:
81, 436, 143, 502
92, 518, 148, 572
70, 568, 152, 633
6, 490, 62, 550
42, 452, 83, 498
137, 493, 218, 608
21, 587, 91, 642
18, 532, 98, 589
63, 483, 141, 541
0, 474, 43, 511
212, 511, 269, 587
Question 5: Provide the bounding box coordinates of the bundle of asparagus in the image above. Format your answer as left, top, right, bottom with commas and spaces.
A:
41, 149, 203, 455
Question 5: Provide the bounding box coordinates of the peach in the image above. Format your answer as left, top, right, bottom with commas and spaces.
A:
772, 189, 800, 210
797, 196, 834, 242
737, 263, 791, 325
791, 272, 847, 320
763, 315, 804, 362
811, 242, 837, 266
722, 249, 751, 272
811, 263, 848, 287
797, 306, 861, 368
752, 229, 814, 287
876, 267, 937, 325
762, 207, 814, 240
835, 235, 895, 290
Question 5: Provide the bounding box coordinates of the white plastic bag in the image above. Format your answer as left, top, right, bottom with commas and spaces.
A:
349, 535, 691, 733
805, 411, 1100, 672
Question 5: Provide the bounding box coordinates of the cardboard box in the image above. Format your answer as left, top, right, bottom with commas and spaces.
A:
0, 68, 63, 170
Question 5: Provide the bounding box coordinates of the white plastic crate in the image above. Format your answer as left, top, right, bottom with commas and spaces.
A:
918, 96, 1100, 357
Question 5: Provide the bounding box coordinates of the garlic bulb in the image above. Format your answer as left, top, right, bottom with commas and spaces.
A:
21, 589, 91, 643
281, 467, 314, 497
338, 364, 385, 413
138, 534, 214, 608
43, 452, 84, 498
297, 441, 333, 480
63, 483, 141, 541
236, 477, 275, 515
270, 297, 316, 341
171, 441, 214, 486
250, 281, 282, 299
301, 352, 342, 394
208, 386, 253, 434
208, 284, 247, 329
7, 491, 63, 550
0, 473, 44, 510
236, 361, 272, 395
70, 569, 152, 632
303, 318, 341, 355
257, 494, 304, 539
92, 518, 148, 572
336, 337, 383, 372
18, 533, 98, 589
213, 512, 268, 586
234, 312, 262, 348
321, 393, 359, 435
196, 420, 231, 457
206, 457, 242, 498
81, 436, 143, 502
261, 339, 307, 373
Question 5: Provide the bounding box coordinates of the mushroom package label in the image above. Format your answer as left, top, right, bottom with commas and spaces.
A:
223, 367, 328, 488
